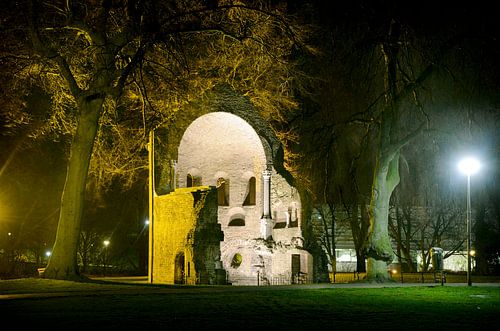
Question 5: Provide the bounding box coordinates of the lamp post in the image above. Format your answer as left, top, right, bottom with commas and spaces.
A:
103, 240, 110, 276
458, 157, 480, 286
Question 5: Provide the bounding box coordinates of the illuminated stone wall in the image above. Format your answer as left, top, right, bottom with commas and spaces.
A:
221, 238, 314, 285
172, 112, 312, 285
151, 186, 224, 284
177, 112, 267, 238
149, 88, 314, 284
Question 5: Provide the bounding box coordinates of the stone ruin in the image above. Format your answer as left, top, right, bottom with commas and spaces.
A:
148, 89, 312, 285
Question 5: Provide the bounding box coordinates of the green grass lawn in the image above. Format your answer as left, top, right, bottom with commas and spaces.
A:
1, 279, 499, 330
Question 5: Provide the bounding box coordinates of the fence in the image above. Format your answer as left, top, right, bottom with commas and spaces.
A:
329, 271, 448, 284
329, 272, 366, 283
227, 272, 313, 286
393, 271, 447, 284
329, 271, 498, 284
228, 271, 480, 286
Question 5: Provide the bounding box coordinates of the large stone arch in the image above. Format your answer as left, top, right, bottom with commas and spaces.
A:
152, 85, 292, 195
149, 86, 314, 285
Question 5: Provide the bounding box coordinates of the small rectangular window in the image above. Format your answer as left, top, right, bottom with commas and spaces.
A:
243, 177, 256, 206
217, 178, 229, 206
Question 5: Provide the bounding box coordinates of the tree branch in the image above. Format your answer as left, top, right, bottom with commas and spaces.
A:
385, 119, 427, 158
28, 0, 82, 98
114, 43, 148, 97
393, 63, 435, 106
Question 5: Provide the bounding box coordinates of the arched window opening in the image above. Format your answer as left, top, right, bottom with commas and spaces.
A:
289, 206, 298, 227
243, 177, 256, 206
228, 218, 245, 226
174, 252, 185, 284
217, 177, 229, 206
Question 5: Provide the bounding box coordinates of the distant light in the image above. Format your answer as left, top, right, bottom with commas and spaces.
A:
103, 240, 110, 247
8, 232, 11, 236
45, 251, 51, 257
145, 219, 149, 226
391, 269, 397, 274
470, 250, 476, 257
458, 157, 480, 176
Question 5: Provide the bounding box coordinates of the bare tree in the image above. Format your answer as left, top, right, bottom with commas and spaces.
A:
389, 201, 465, 272
78, 230, 101, 274
311, 202, 352, 273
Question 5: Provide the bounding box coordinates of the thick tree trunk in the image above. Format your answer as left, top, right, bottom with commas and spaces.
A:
330, 213, 337, 273
363, 18, 435, 281
356, 253, 366, 273
365, 153, 400, 282
366, 258, 391, 280
363, 20, 402, 282
44, 97, 103, 280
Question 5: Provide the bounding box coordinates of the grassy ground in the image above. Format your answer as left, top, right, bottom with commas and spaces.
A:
1, 278, 499, 330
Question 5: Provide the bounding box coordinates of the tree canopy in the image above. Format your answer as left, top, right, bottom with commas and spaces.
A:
0, 0, 312, 279
280, 0, 500, 278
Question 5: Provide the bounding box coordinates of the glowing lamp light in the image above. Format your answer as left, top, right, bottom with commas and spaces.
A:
103, 240, 110, 247
45, 251, 51, 257
145, 219, 150, 226
458, 157, 480, 176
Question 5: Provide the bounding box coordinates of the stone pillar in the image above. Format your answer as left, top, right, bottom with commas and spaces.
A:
260, 168, 273, 240
262, 169, 271, 217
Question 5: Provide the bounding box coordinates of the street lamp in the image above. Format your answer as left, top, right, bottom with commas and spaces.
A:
103, 240, 110, 276
458, 157, 480, 286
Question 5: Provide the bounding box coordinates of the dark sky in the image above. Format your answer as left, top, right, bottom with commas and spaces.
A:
304, 0, 499, 40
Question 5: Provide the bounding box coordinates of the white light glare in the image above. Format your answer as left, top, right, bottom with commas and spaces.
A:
458, 157, 480, 176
